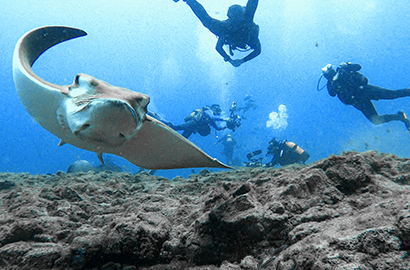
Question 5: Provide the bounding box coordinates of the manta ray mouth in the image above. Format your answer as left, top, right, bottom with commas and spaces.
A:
69, 98, 142, 147
74, 99, 139, 123
97, 99, 142, 126
115, 100, 140, 125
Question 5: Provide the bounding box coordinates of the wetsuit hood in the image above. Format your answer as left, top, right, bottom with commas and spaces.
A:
227, 5, 245, 20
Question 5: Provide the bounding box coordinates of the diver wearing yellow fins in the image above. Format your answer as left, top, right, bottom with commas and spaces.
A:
321, 62, 410, 131
170, 104, 228, 139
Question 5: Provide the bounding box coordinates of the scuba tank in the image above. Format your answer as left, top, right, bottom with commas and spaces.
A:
284, 142, 310, 163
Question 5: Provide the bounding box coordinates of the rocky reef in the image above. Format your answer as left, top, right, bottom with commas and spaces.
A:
0, 151, 409, 269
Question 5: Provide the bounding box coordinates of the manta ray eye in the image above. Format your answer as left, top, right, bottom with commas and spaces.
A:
90, 80, 99, 87
80, 124, 90, 130
73, 123, 90, 137
119, 133, 125, 139
74, 75, 81, 84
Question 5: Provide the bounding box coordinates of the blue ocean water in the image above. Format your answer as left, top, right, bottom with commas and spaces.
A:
1, 0, 410, 178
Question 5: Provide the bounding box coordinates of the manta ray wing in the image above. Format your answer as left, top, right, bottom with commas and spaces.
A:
116, 115, 230, 169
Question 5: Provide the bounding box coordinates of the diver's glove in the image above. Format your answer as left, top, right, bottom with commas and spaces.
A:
229, 59, 244, 67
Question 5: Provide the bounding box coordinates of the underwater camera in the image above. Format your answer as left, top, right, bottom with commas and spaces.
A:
246, 149, 262, 161
244, 149, 263, 167
227, 101, 242, 131
227, 115, 241, 131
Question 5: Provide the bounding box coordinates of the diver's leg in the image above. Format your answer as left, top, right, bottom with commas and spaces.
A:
182, 130, 193, 138
354, 99, 403, 125
364, 85, 410, 100
185, 0, 224, 36
171, 121, 194, 131
147, 111, 174, 127
370, 113, 408, 126
360, 85, 410, 130
171, 121, 195, 137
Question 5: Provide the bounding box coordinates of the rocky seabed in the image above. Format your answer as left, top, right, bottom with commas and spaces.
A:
0, 151, 409, 269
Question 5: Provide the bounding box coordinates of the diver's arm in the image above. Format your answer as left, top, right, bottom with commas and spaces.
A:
204, 111, 228, 131
211, 122, 227, 131
204, 110, 226, 122
327, 81, 337, 97
185, 0, 210, 21
242, 38, 261, 63
245, 0, 259, 21
229, 38, 261, 67
216, 37, 231, 62
186, 0, 224, 35
209, 118, 227, 131
355, 72, 369, 87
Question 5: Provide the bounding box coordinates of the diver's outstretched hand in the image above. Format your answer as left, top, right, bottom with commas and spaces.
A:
229, 59, 245, 67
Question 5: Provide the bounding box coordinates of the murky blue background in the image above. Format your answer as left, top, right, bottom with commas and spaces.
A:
1, 0, 410, 178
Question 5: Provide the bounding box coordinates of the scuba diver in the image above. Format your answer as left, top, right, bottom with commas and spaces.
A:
217, 133, 241, 166
244, 138, 309, 167
173, 0, 261, 67
265, 138, 310, 167
171, 104, 234, 139
321, 62, 410, 131
234, 95, 258, 120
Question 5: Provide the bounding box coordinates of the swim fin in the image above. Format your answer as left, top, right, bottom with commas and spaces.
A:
398, 111, 410, 131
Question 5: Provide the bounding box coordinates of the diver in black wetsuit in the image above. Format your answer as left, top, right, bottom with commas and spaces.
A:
236, 95, 258, 115
265, 138, 310, 167
173, 0, 261, 67
322, 62, 410, 131
244, 138, 309, 167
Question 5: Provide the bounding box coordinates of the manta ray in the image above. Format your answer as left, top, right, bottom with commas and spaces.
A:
13, 26, 230, 170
